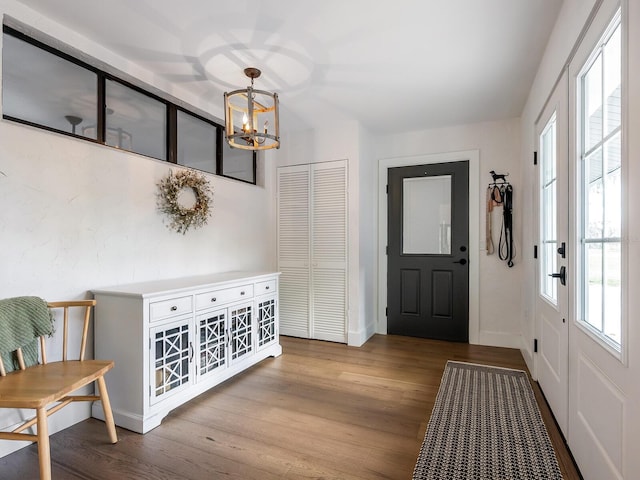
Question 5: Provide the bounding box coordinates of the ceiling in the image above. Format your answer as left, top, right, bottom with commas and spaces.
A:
15, 0, 563, 136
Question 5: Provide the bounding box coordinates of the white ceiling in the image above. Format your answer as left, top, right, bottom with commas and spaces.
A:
16, 0, 563, 135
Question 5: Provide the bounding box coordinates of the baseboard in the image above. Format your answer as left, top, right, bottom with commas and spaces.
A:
476, 331, 522, 349
348, 321, 376, 347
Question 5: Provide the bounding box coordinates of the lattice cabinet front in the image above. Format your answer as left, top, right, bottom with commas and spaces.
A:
197, 309, 227, 379
151, 319, 191, 404
258, 297, 277, 348
230, 303, 253, 362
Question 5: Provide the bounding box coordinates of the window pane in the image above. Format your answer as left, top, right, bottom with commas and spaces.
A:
402, 175, 451, 255
585, 147, 603, 239
603, 242, 621, 342
604, 24, 621, 135
222, 141, 256, 183
177, 111, 216, 174
583, 54, 603, 151
585, 242, 603, 331
2, 33, 97, 138
605, 133, 621, 238
105, 79, 166, 160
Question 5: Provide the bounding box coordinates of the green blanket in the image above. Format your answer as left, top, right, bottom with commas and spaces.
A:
0, 296, 54, 373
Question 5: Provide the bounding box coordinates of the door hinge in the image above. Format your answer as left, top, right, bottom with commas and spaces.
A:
534, 245, 538, 259
534, 338, 538, 353
533, 151, 538, 165
386, 184, 389, 194
385, 307, 388, 317
386, 245, 389, 255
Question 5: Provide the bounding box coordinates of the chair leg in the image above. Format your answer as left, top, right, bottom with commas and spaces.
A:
36, 407, 52, 480
96, 376, 118, 444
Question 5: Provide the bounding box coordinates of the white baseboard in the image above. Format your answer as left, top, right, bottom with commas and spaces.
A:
476, 331, 522, 349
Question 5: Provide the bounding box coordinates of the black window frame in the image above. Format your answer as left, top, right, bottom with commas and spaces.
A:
1, 25, 256, 185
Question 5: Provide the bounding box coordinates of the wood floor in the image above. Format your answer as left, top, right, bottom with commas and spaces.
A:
0, 335, 581, 479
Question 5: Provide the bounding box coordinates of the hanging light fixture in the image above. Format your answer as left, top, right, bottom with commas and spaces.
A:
224, 67, 280, 150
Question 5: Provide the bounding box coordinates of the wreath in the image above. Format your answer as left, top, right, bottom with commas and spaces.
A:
156, 169, 213, 234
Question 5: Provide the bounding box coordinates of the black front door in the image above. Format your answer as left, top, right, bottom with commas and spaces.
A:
387, 161, 469, 341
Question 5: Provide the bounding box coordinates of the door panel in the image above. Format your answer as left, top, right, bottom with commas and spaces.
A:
387, 161, 469, 341
535, 70, 569, 436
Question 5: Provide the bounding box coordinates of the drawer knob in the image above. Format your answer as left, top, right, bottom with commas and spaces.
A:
211, 297, 217, 302
170, 306, 178, 311
265, 286, 270, 290
240, 291, 245, 296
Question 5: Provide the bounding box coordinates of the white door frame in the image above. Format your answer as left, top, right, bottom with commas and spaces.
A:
377, 150, 480, 343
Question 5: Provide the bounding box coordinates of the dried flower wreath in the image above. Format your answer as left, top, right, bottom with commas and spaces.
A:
156, 169, 213, 234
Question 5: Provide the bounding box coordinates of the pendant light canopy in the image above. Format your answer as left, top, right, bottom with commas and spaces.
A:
224, 67, 280, 150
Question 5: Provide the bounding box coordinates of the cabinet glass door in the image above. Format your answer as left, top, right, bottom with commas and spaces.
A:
257, 297, 277, 349
230, 303, 253, 363
196, 309, 227, 379
151, 319, 191, 404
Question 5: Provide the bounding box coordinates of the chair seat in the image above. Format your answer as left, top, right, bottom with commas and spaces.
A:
0, 360, 114, 409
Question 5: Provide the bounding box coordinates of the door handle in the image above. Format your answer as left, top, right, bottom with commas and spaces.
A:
453, 259, 467, 265
549, 266, 566, 286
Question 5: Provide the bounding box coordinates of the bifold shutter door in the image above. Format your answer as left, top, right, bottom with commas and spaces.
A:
311, 161, 347, 342
277, 165, 311, 338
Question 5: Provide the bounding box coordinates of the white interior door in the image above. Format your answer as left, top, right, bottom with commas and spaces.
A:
535, 69, 569, 436
277, 164, 311, 338
567, 2, 629, 478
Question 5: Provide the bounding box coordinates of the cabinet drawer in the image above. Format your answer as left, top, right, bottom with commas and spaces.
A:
255, 279, 277, 296
149, 296, 192, 321
195, 284, 254, 310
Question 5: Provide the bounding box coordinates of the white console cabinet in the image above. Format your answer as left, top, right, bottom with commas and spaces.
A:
91, 271, 281, 433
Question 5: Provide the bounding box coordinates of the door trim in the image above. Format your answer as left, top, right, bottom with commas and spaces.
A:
377, 150, 480, 343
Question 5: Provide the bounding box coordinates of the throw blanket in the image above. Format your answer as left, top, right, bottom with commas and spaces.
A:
0, 296, 54, 373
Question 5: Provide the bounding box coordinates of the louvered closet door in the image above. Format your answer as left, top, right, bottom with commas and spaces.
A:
277, 164, 311, 338
277, 160, 348, 343
311, 161, 347, 342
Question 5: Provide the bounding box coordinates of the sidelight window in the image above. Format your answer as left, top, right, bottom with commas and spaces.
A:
577, 10, 623, 351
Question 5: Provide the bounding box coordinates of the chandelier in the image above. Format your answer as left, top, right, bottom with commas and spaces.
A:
224, 67, 280, 150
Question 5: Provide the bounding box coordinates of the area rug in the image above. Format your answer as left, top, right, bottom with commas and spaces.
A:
413, 361, 563, 480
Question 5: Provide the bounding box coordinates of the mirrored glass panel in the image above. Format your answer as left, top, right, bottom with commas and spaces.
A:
104, 79, 166, 160
177, 111, 217, 174
2, 33, 97, 138
402, 175, 451, 255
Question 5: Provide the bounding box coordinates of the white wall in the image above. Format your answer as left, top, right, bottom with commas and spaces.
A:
374, 118, 523, 348
0, 1, 275, 456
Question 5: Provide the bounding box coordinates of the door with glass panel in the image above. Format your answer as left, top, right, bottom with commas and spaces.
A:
568, 4, 626, 478
535, 70, 569, 436
387, 161, 469, 341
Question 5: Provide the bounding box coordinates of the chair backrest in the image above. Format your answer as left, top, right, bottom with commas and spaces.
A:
0, 299, 96, 376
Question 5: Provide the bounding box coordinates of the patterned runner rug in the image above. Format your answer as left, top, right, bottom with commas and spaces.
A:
413, 361, 563, 480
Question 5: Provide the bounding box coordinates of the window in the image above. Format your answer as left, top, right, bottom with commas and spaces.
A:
2, 31, 98, 139
177, 110, 218, 175
2, 25, 257, 185
540, 113, 558, 304
105, 79, 167, 159
577, 11, 622, 349
221, 141, 256, 184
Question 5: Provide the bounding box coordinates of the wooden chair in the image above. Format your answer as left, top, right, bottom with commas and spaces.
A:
0, 300, 117, 480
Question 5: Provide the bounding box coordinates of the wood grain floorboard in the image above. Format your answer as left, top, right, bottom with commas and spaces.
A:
0, 334, 581, 479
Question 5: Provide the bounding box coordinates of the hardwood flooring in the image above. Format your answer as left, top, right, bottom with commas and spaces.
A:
0, 335, 581, 479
